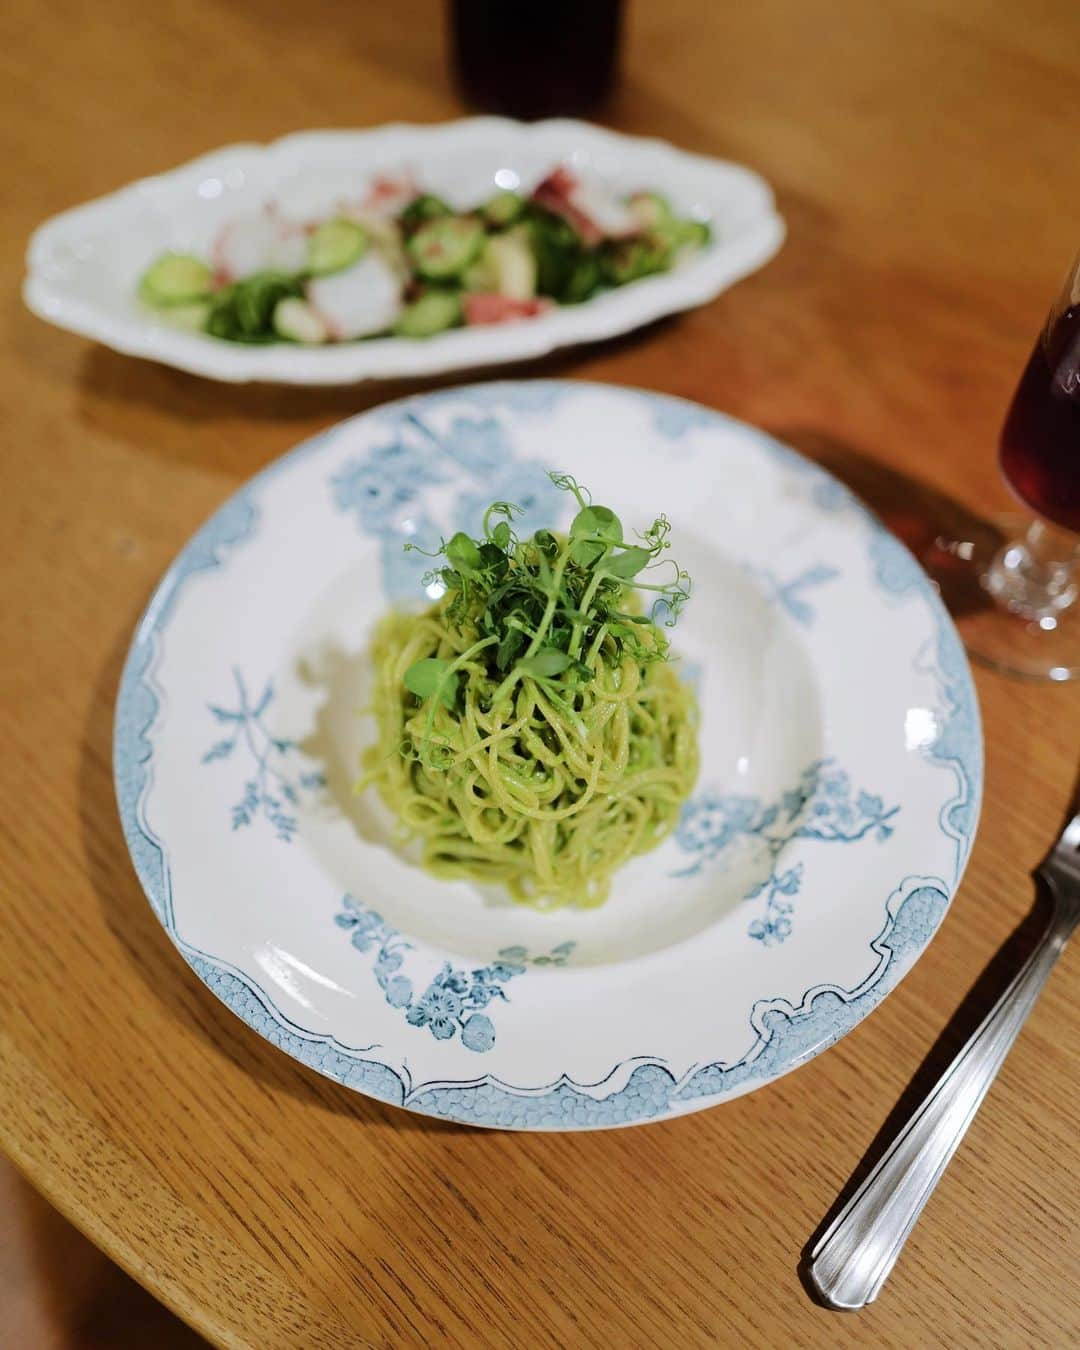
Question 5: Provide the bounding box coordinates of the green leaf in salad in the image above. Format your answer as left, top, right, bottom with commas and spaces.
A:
205, 271, 304, 343
523, 204, 584, 299
561, 254, 603, 305
399, 194, 454, 234
597, 236, 672, 287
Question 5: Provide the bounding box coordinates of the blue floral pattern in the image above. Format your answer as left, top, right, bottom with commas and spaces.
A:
811, 478, 853, 513
333, 897, 573, 1053
674, 759, 899, 942
112, 382, 983, 1128
448, 383, 563, 415
745, 865, 803, 946
330, 437, 447, 599
201, 670, 324, 842
330, 409, 566, 599
649, 398, 720, 439
180, 877, 951, 1126
497, 942, 577, 968
745, 563, 839, 627
413, 411, 506, 477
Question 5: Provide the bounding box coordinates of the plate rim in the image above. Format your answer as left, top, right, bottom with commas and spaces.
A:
24, 116, 785, 385
113, 379, 983, 1129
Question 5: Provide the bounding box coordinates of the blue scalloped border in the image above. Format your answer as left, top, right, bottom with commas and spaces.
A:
113, 381, 983, 1129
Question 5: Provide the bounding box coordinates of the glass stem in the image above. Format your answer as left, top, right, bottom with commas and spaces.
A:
984, 519, 1080, 621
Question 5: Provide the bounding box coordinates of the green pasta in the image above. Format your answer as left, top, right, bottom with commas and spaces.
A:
360, 476, 700, 910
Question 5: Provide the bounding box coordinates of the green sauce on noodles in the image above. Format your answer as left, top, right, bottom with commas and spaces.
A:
360, 475, 699, 910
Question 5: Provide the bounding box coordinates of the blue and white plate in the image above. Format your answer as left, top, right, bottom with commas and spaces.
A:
114, 381, 982, 1129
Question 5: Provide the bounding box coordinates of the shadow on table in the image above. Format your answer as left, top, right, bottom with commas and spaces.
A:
78, 618, 464, 1133
753, 425, 1048, 1303
796, 876, 1060, 1307
73, 313, 680, 469
780, 427, 1077, 1304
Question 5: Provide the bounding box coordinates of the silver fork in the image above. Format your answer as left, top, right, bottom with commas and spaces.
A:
807, 810, 1080, 1309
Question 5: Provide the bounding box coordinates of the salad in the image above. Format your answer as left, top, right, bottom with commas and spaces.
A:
136, 166, 711, 344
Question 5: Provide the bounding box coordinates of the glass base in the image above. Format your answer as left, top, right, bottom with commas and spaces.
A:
924, 514, 1080, 681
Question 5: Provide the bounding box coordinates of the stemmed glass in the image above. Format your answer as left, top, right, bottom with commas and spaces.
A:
934, 251, 1080, 680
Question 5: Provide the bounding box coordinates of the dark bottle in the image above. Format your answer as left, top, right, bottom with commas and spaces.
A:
448, 0, 623, 120
999, 302, 1080, 534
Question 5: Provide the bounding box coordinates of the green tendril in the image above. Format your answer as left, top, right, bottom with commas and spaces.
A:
401, 473, 692, 765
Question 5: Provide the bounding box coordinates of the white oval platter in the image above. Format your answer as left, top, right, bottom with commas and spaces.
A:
25, 118, 783, 384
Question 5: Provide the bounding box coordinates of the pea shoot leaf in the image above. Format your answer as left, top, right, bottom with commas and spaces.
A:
403, 658, 459, 709
401, 473, 691, 714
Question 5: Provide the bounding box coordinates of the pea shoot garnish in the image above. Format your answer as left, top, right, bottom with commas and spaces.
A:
362, 473, 700, 908
401, 472, 691, 737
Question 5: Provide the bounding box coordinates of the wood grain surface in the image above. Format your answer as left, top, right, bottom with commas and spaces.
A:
2, 1, 1079, 1346
0, 1159, 206, 1347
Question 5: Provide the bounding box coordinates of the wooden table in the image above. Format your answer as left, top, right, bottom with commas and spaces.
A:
3, 2, 1078, 1345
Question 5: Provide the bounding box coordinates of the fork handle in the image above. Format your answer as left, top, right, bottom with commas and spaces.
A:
807, 899, 1075, 1309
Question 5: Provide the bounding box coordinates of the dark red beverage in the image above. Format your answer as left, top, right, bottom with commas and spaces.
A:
448, 0, 622, 120
999, 302, 1080, 533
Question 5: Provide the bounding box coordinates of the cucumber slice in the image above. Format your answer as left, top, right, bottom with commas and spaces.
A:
138, 252, 213, 308
400, 194, 453, 233
392, 289, 463, 338
598, 237, 670, 286
484, 226, 537, 301
628, 191, 675, 230
307, 218, 368, 276
677, 219, 712, 250
645, 220, 683, 257
646, 216, 712, 258
482, 192, 525, 228
159, 300, 211, 331
407, 216, 485, 280
273, 297, 329, 344
343, 212, 409, 281
462, 255, 497, 293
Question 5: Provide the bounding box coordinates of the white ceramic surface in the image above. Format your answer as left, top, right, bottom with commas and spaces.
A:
25, 119, 784, 384
114, 382, 982, 1128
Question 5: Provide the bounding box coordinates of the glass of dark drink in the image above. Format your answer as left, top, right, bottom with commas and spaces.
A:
937, 252, 1080, 680
448, 0, 622, 120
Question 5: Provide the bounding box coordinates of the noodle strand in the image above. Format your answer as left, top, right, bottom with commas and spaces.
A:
360, 601, 699, 910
